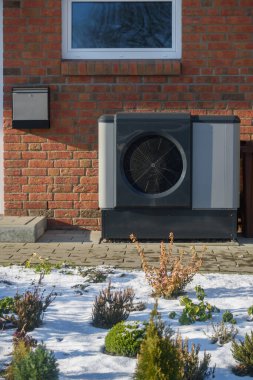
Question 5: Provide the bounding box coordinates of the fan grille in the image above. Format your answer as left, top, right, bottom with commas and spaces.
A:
123, 135, 184, 194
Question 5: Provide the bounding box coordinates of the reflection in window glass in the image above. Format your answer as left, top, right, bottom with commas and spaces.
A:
72, 2, 172, 49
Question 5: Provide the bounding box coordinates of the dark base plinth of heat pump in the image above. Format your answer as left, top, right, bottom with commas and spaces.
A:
102, 209, 238, 240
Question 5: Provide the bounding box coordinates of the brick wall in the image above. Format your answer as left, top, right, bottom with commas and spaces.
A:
3, 0, 253, 229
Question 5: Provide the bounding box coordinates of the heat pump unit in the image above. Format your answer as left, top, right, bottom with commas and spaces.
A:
99, 113, 240, 240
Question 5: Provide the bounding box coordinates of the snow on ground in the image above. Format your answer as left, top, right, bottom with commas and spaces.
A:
1, 265, 253, 379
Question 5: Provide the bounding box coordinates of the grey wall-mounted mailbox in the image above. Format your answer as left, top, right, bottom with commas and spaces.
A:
12, 87, 50, 129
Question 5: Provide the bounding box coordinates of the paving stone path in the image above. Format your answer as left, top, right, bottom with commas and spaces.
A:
1, 230, 253, 274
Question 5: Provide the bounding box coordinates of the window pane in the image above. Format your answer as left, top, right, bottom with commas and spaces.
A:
72, 2, 172, 49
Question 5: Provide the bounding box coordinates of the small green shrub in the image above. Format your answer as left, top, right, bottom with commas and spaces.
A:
92, 281, 134, 328
25, 253, 62, 284
204, 321, 238, 345
248, 306, 253, 317
231, 331, 253, 376
11, 344, 59, 380
134, 302, 182, 380
0, 296, 16, 328
0, 296, 15, 315
78, 267, 109, 283
169, 311, 177, 319
134, 302, 215, 380
179, 286, 219, 325
222, 310, 236, 324
5, 339, 31, 380
105, 320, 147, 357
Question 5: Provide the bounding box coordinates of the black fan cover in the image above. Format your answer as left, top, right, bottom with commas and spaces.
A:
123, 135, 183, 194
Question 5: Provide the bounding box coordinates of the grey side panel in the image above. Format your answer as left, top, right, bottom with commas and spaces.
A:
192, 122, 240, 209
98, 119, 116, 209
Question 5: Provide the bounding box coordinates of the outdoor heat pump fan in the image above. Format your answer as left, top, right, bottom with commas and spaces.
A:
123, 135, 184, 195
99, 112, 240, 240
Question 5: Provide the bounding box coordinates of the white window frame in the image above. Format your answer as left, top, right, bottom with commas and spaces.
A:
62, 0, 182, 60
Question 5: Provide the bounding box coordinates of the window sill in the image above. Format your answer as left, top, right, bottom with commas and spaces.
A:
61, 60, 181, 76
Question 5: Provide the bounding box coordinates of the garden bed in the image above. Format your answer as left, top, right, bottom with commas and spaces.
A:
1, 265, 253, 379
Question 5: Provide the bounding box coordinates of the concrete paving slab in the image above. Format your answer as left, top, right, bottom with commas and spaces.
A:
0, 216, 46, 242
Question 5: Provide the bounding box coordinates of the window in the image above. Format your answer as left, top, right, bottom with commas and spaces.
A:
62, 0, 182, 59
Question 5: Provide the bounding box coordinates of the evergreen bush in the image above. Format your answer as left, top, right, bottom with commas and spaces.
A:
134, 302, 182, 380
222, 310, 236, 324
231, 331, 253, 376
105, 320, 147, 357
5, 340, 31, 380
11, 344, 59, 380
134, 302, 215, 380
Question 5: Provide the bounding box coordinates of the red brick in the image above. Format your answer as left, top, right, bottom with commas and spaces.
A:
5, 168, 21, 176
22, 152, 47, 159
4, 160, 28, 168
60, 168, 85, 176
4, 209, 28, 216
23, 201, 47, 209
4, 202, 23, 209
48, 185, 73, 193
29, 177, 53, 185
86, 168, 98, 176
80, 177, 98, 185
80, 194, 98, 201
29, 193, 53, 201
74, 201, 98, 209
5, 143, 27, 151
73, 218, 98, 227
5, 193, 28, 201
48, 152, 73, 159
73, 185, 98, 193
54, 193, 79, 201
55, 210, 79, 218
55, 177, 79, 185
42, 143, 67, 151
22, 168, 47, 176
22, 185, 47, 193
4, 151, 21, 159
29, 160, 53, 168
54, 160, 79, 168
48, 201, 73, 209
48, 169, 60, 176
5, 176, 27, 185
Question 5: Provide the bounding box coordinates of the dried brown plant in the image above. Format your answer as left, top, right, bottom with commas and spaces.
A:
92, 281, 135, 328
130, 232, 203, 299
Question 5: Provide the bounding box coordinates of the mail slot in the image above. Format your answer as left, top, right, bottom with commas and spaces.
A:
12, 87, 50, 129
